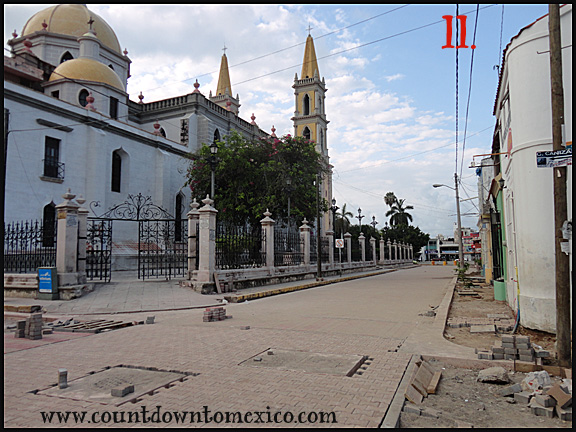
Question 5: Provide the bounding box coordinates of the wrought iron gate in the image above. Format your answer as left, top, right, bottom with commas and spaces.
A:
88, 193, 190, 281
86, 218, 113, 282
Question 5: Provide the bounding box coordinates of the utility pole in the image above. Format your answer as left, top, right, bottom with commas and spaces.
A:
548, 4, 570, 368
454, 173, 464, 267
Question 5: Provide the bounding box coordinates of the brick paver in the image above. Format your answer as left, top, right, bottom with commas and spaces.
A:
4, 265, 455, 428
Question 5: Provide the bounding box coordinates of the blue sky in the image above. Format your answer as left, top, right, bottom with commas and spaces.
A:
4, 4, 551, 237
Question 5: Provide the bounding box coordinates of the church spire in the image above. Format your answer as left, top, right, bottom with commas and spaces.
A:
216, 46, 232, 96
301, 34, 319, 80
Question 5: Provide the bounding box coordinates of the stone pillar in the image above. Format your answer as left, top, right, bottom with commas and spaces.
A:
387, 239, 392, 262
196, 196, 218, 284
56, 189, 80, 287
410, 244, 414, 260
300, 219, 310, 265
344, 232, 352, 264
400, 242, 405, 261
393, 240, 398, 262
260, 210, 275, 269
379, 239, 385, 263
359, 233, 366, 262
326, 230, 334, 265
370, 237, 377, 264
75, 194, 88, 285
187, 198, 200, 278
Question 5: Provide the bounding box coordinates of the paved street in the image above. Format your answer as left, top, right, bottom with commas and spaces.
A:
4, 265, 471, 428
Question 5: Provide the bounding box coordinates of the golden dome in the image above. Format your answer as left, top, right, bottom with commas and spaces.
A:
49, 57, 125, 91
22, 4, 121, 54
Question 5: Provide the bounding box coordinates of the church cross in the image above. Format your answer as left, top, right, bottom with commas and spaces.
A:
222, 44, 227, 55
307, 23, 313, 35
88, 17, 95, 31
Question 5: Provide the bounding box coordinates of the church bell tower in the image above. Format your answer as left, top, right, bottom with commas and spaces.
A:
292, 31, 332, 234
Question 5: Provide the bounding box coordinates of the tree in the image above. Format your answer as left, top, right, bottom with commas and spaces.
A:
186, 131, 329, 227
381, 224, 429, 259
334, 203, 353, 235
385, 198, 414, 226
384, 192, 397, 207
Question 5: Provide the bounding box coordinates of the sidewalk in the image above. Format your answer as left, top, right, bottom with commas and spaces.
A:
4, 265, 414, 317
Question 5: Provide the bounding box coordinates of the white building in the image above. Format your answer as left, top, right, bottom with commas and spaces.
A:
4, 4, 332, 258
489, 5, 572, 332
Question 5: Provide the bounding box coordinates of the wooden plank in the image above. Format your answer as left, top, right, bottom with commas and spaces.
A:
414, 363, 434, 389
427, 371, 442, 394
404, 383, 423, 404
411, 376, 428, 398
214, 272, 222, 294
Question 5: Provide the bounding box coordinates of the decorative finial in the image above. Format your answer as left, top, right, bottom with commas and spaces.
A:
12, 29, 18, 38
41, 20, 48, 31
226, 99, 232, 110
123, 47, 128, 56
271, 125, 276, 137
85, 92, 96, 111
88, 16, 95, 31
250, 113, 256, 125
193, 79, 201, 93
23, 38, 33, 53
153, 120, 161, 135
307, 23, 313, 36
222, 44, 227, 55
138, 91, 144, 104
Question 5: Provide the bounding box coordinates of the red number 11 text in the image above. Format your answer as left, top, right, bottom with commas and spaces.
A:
442, 15, 476, 49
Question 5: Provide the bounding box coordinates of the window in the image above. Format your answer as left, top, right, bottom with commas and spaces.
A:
303, 127, 311, 141
175, 193, 183, 242
43, 137, 63, 179
51, 90, 60, 99
111, 150, 122, 192
159, 127, 166, 138
303, 94, 310, 116
60, 51, 73, 63
42, 202, 56, 247
213, 129, 221, 144
109, 97, 118, 119
79, 89, 89, 107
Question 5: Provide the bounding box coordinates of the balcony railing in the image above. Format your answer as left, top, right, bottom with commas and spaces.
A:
42, 159, 65, 180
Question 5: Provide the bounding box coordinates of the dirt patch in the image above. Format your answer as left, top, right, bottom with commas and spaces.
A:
399, 359, 571, 428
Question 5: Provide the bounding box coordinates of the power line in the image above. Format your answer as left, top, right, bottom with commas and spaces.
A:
459, 4, 480, 179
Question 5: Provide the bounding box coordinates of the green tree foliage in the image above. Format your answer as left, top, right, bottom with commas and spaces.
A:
381, 224, 430, 259
385, 198, 414, 226
186, 131, 329, 227
334, 202, 353, 236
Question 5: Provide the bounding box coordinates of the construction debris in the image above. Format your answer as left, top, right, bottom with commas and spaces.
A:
404, 359, 442, 405
57, 319, 133, 333
476, 334, 551, 362
202, 306, 231, 322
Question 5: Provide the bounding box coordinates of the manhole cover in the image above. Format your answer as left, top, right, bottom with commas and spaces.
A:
240, 348, 367, 377
37, 366, 190, 405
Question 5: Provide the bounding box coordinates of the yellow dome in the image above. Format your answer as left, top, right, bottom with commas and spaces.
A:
50, 57, 125, 91
22, 4, 121, 54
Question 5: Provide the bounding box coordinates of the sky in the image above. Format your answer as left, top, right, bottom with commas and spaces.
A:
4, 4, 551, 238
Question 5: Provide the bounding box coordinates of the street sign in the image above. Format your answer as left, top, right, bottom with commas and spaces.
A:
536, 147, 572, 168
335, 239, 344, 249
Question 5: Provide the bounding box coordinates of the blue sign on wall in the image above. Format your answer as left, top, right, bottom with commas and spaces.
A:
38, 268, 55, 293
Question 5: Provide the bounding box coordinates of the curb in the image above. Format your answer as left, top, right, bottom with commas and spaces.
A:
380, 354, 421, 428
224, 266, 418, 303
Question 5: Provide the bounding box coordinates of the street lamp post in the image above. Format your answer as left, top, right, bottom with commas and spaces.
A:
209, 141, 219, 199
433, 173, 464, 268
356, 207, 364, 227
330, 198, 339, 237
286, 177, 293, 228
370, 216, 378, 229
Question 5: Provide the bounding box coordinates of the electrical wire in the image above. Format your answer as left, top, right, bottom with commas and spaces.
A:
459, 4, 480, 179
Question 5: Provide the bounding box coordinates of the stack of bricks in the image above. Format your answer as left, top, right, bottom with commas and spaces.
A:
477, 334, 551, 361
14, 320, 26, 338
203, 307, 229, 322
516, 381, 572, 421
447, 314, 515, 332
25, 313, 43, 340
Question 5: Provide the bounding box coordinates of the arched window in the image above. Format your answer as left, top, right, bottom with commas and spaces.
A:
79, 89, 89, 107
303, 94, 310, 116
159, 127, 166, 138
42, 202, 56, 247
175, 193, 184, 242
111, 150, 122, 192
108, 64, 114, 70
60, 51, 74, 63
303, 126, 311, 141
213, 129, 221, 144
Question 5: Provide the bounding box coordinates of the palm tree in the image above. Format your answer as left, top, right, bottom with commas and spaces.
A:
335, 203, 354, 235
385, 198, 414, 226
384, 192, 397, 208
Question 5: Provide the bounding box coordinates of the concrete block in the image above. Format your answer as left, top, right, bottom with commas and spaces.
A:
502, 335, 515, 344
515, 343, 531, 350
504, 347, 518, 355
534, 394, 556, 407
502, 342, 515, 349
493, 352, 505, 360
403, 403, 421, 415
555, 406, 572, 421
534, 349, 550, 358
519, 354, 535, 362
505, 354, 517, 360
518, 348, 534, 356
492, 346, 504, 354
500, 383, 523, 397
111, 385, 134, 397
420, 407, 441, 418
514, 391, 533, 404
515, 335, 530, 344
478, 351, 493, 360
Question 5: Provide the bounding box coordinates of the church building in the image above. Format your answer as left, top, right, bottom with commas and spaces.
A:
4, 4, 333, 249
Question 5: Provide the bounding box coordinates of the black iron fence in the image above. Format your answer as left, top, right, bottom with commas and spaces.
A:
310, 235, 329, 265
4, 219, 57, 273
274, 228, 303, 266
216, 221, 266, 269
138, 219, 188, 280
86, 219, 113, 282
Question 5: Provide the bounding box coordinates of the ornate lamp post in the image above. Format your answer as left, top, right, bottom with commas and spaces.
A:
330, 198, 339, 236
370, 215, 378, 229
209, 141, 219, 199
356, 207, 364, 227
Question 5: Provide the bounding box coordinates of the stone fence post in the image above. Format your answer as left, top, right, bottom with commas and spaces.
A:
344, 232, 352, 264
56, 189, 80, 287
379, 238, 385, 263
187, 198, 200, 278
326, 230, 334, 265
371, 237, 377, 265
387, 239, 392, 262
300, 219, 310, 265
359, 233, 366, 262
196, 196, 217, 284
260, 210, 275, 269
393, 240, 398, 262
